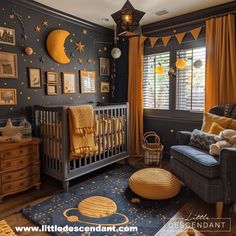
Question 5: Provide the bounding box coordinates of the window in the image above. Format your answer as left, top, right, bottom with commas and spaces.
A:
143, 46, 206, 112
176, 47, 206, 112
143, 52, 170, 109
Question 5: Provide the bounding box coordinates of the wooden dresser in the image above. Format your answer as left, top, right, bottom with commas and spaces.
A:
0, 138, 41, 202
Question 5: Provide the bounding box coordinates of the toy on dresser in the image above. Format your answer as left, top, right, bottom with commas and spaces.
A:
0, 118, 32, 142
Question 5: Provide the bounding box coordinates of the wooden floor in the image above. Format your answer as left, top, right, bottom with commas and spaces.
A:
0, 160, 235, 236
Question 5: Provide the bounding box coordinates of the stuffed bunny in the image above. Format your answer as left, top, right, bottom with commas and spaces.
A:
209, 129, 236, 156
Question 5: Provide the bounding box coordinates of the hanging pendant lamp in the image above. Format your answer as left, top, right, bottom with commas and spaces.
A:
111, 0, 145, 36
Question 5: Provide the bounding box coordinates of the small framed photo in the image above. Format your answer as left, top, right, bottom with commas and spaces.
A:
46, 84, 57, 96
0, 51, 18, 78
101, 82, 110, 93
28, 67, 42, 88
0, 26, 16, 45
79, 70, 96, 94
62, 72, 76, 94
99, 57, 110, 76
0, 88, 17, 105
46, 72, 58, 84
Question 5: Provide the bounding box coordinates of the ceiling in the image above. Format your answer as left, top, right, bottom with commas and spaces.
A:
34, 0, 233, 28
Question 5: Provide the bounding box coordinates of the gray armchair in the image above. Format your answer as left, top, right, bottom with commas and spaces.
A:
170, 105, 236, 218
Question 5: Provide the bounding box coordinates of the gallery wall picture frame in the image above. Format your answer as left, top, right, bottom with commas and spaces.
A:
101, 82, 110, 93
46, 72, 58, 84
99, 57, 110, 76
79, 70, 96, 94
0, 26, 16, 45
46, 84, 58, 96
0, 51, 18, 79
62, 72, 76, 94
0, 88, 17, 106
28, 67, 42, 88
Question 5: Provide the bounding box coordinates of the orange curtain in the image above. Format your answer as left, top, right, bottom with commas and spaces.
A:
205, 15, 236, 111
128, 36, 146, 156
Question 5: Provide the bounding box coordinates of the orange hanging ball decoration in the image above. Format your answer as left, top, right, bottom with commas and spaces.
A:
25, 47, 34, 55
155, 65, 164, 75
175, 58, 186, 69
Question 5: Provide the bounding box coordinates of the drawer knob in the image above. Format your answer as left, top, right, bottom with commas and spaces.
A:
19, 150, 23, 154
19, 160, 24, 164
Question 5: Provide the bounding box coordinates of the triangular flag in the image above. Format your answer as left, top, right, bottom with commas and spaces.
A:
149, 37, 158, 48
190, 27, 202, 40
175, 32, 186, 44
162, 36, 171, 47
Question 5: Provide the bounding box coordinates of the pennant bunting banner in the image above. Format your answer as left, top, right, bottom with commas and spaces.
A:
175, 32, 186, 44
162, 36, 171, 47
149, 37, 158, 48
190, 27, 202, 40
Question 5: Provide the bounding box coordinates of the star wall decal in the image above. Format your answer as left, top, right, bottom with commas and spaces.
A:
9, 14, 15, 19
42, 20, 48, 27
70, 38, 73, 43
34, 25, 41, 32
76, 41, 85, 53
78, 58, 83, 64
131, 197, 140, 203
82, 29, 87, 35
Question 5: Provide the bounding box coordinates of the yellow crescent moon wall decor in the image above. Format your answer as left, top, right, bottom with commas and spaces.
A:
46, 29, 71, 64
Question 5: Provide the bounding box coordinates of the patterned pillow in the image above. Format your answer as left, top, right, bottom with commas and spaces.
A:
189, 129, 216, 151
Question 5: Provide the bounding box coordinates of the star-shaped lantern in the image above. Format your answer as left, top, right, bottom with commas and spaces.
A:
111, 0, 145, 36
76, 41, 85, 53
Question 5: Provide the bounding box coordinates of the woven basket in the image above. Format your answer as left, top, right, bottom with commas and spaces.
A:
142, 131, 163, 166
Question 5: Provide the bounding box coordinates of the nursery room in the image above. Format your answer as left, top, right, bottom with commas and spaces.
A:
0, 0, 236, 235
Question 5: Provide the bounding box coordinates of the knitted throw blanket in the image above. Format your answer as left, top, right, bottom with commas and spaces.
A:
68, 105, 97, 159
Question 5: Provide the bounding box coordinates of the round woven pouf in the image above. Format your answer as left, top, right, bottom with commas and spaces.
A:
129, 168, 181, 200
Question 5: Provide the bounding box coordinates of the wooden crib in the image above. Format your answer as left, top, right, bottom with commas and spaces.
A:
34, 103, 129, 191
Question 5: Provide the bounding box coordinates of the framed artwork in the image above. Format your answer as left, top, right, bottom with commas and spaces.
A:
28, 67, 42, 88
46, 72, 58, 84
46, 84, 57, 96
99, 57, 110, 76
0, 88, 17, 105
101, 82, 110, 93
62, 72, 76, 94
0, 51, 18, 78
79, 70, 96, 94
0, 26, 16, 45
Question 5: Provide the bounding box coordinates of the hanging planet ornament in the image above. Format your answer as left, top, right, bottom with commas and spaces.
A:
111, 47, 121, 59
25, 47, 33, 55
155, 65, 164, 75
175, 58, 186, 69
193, 59, 203, 69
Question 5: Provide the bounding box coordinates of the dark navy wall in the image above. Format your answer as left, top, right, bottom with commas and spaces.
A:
0, 0, 113, 121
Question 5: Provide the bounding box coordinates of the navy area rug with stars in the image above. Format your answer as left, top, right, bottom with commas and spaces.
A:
22, 165, 192, 236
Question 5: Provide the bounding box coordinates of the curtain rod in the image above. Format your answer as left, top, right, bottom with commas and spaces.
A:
143, 10, 236, 35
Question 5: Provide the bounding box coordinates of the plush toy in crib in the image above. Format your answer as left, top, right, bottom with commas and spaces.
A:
210, 129, 236, 156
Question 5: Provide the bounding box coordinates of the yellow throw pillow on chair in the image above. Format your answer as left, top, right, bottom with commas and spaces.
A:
208, 122, 225, 135
201, 112, 232, 133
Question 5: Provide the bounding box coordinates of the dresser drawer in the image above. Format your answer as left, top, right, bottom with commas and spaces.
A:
2, 175, 37, 194
0, 145, 37, 160
1, 165, 38, 184
0, 155, 34, 171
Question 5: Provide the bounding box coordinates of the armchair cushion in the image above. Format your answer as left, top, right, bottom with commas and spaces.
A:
189, 129, 216, 151
170, 145, 220, 178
